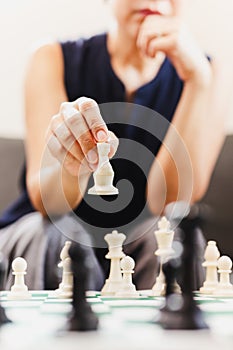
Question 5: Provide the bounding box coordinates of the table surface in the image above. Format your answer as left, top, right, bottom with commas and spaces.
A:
0, 290, 233, 350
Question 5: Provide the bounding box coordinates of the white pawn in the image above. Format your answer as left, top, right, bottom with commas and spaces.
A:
55, 241, 73, 298
116, 256, 139, 297
213, 256, 233, 296
200, 241, 220, 294
8, 257, 31, 300
101, 230, 126, 296
152, 217, 180, 296
88, 142, 118, 195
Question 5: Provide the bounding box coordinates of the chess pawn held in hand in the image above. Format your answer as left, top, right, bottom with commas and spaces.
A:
88, 142, 118, 195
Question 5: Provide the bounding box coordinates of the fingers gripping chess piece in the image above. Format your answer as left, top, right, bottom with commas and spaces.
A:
8, 257, 31, 300
88, 142, 118, 195
152, 217, 180, 296
199, 241, 220, 294
213, 256, 233, 296
101, 230, 126, 296
116, 256, 139, 297
55, 241, 73, 298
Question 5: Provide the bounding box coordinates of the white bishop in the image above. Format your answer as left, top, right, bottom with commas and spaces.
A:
55, 241, 73, 298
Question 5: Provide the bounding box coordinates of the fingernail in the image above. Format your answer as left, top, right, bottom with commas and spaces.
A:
96, 130, 107, 141
87, 149, 98, 163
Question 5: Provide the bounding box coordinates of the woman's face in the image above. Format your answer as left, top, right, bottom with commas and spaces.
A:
109, 0, 183, 38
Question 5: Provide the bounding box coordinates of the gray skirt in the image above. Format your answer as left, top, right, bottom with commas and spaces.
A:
0, 213, 206, 291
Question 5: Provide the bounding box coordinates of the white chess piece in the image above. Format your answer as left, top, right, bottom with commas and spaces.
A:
101, 230, 126, 296
116, 256, 139, 297
88, 142, 118, 195
213, 256, 233, 296
8, 257, 31, 300
152, 217, 180, 296
200, 240, 220, 294
55, 241, 73, 298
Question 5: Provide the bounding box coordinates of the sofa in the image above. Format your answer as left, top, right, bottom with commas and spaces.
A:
0, 136, 232, 259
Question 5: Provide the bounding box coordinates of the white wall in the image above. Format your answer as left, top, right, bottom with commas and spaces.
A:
0, 0, 233, 138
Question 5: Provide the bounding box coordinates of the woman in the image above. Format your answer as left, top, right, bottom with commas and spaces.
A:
0, 0, 226, 290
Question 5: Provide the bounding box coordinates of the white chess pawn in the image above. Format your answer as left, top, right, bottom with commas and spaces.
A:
200, 241, 220, 294
116, 256, 139, 297
8, 257, 31, 300
55, 241, 73, 298
213, 256, 233, 296
152, 217, 180, 296
101, 230, 126, 296
88, 142, 118, 195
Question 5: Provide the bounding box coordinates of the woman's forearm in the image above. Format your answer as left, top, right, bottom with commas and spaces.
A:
27, 155, 91, 216
147, 67, 225, 215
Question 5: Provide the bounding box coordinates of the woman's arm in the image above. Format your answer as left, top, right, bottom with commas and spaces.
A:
25, 43, 118, 216
137, 15, 230, 214
147, 59, 228, 214
25, 43, 82, 215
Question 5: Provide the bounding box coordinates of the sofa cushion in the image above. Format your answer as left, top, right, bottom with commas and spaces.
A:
200, 136, 233, 259
0, 137, 25, 214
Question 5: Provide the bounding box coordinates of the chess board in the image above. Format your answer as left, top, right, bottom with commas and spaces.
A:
0, 290, 233, 350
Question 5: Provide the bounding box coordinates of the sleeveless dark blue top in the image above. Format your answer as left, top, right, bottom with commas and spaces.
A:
0, 33, 183, 231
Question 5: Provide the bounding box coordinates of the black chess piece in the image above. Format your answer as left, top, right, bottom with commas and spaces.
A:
68, 242, 99, 331
158, 257, 184, 329
0, 252, 12, 325
159, 202, 209, 330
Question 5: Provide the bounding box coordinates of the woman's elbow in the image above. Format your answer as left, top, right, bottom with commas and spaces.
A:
146, 173, 211, 216
191, 173, 211, 203
26, 175, 47, 216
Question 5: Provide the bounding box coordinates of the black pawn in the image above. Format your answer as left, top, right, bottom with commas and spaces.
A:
159, 258, 183, 329
0, 253, 11, 325
159, 203, 209, 330
177, 205, 208, 329
68, 243, 98, 331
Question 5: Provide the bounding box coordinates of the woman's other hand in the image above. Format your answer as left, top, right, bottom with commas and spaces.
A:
137, 13, 212, 84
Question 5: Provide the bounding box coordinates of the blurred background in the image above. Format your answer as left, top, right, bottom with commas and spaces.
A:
0, 0, 233, 137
